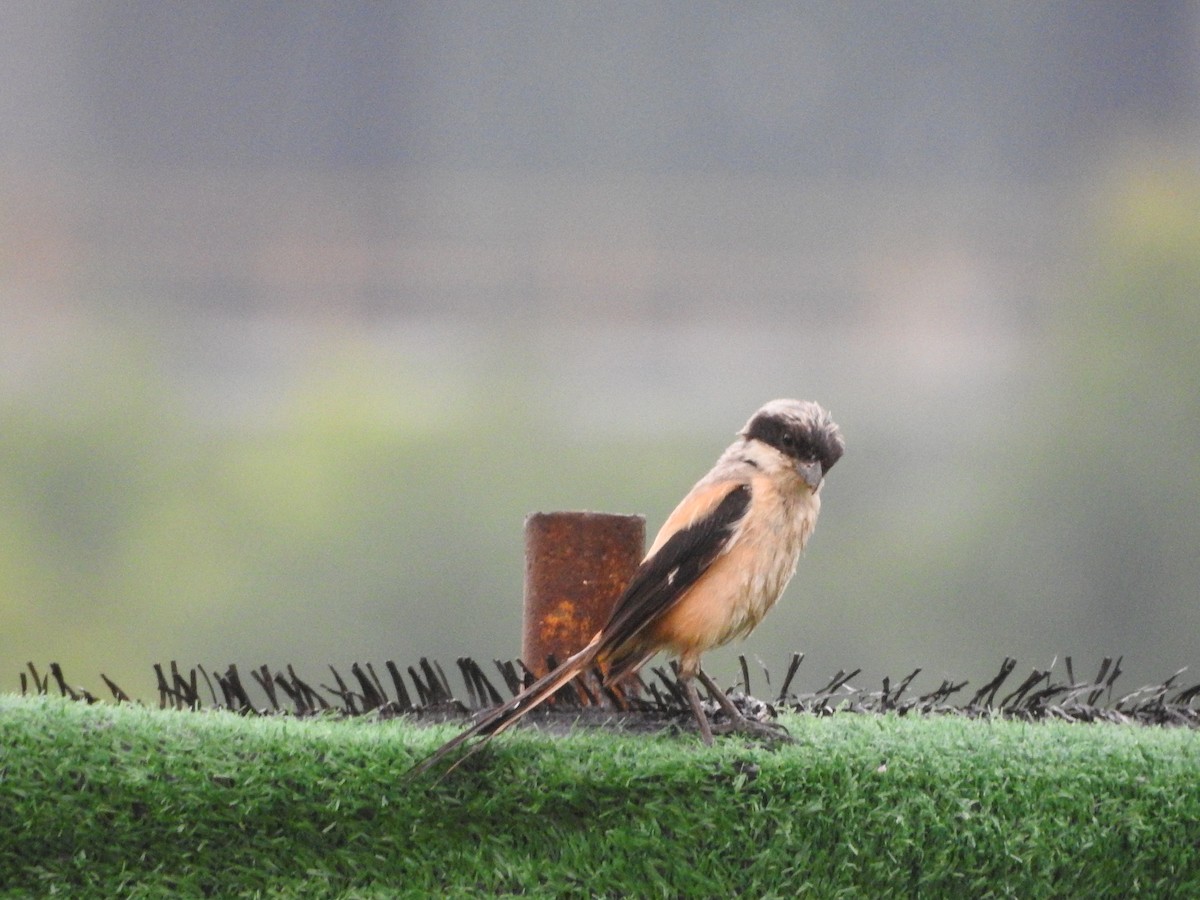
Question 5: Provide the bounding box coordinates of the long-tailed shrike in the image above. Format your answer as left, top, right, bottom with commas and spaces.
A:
411, 399, 844, 775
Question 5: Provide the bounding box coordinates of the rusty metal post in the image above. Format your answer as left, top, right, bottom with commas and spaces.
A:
522, 511, 645, 681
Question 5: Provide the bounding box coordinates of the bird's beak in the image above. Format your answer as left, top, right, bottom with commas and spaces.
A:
797, 460, 823, 492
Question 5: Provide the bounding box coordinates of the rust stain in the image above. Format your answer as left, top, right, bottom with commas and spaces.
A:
522, 511, 645, 696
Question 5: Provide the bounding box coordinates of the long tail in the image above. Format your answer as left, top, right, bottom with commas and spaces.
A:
406, 633, 603, 779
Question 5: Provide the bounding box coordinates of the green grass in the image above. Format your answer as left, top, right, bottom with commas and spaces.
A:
2, 695, 1198, 898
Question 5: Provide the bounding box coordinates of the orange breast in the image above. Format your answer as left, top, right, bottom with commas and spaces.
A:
650, 473, 817, 673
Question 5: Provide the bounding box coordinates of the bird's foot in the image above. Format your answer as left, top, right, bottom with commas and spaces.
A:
710, 713, 793, 745
693, 668, 793, 745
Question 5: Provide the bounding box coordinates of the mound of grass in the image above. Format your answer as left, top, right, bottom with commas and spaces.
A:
1, 695, 1198, 896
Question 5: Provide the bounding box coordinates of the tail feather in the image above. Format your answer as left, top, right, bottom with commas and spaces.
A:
406, 635, 602, 779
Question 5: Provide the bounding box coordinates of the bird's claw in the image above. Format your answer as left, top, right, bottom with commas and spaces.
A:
710, 715, 793, 745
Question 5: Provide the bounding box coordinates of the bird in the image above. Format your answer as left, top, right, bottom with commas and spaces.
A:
409, 399, 844, 777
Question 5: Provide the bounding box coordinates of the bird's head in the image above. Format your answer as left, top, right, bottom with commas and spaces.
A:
740, 399, 845, 492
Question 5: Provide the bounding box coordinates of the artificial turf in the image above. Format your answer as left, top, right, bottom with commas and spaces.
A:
1, 694, 1197, 897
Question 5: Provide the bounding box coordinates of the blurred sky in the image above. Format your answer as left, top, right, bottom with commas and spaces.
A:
2, 3, 1199, 701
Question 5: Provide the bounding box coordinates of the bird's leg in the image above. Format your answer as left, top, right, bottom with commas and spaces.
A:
681, 675, 715, 746
696, 668, 792, 743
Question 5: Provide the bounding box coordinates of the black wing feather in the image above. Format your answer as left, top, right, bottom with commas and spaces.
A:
597, 482, 751, 660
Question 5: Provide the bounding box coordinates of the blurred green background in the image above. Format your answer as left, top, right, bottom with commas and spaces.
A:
2, 4, 1198, 699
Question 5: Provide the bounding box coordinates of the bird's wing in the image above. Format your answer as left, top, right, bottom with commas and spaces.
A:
598, 479, 751, 663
